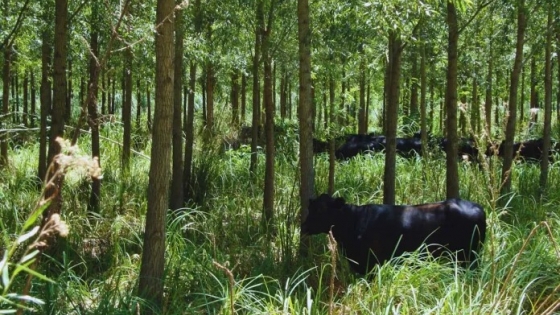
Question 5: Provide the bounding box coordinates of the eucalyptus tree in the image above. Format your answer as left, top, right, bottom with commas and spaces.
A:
500, 0, 526, 198
298, 0, 314, 256
364, 0, 434, 204
539, 2, 553, 194
0, 0, 32, 167
47, 0, 68, 167
170, 0, 186, 211
38, 3, 53, 182
138, 0, 174, 312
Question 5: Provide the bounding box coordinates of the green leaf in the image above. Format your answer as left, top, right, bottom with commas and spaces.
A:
2, 262, 9, 290
0, 310, 17, 314
18, 250, 39, 264
9, 294, 45, 305
13, 264, 54, 284
22, 200, 51, 231
16, 226, 40, 245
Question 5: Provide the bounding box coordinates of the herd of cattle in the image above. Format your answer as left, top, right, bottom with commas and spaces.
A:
313, 133, 560, 163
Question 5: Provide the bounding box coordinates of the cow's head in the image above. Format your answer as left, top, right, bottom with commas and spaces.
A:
301, 194, 346, 235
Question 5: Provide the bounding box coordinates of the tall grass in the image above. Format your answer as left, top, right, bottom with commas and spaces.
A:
1, 121, 559, 314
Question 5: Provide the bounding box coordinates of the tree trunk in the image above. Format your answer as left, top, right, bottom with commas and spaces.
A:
48, 0, 68, 166
170, 2, 185, 211
87, 13, 101, 213
298, 0, 314, 256
471, 75, 479, 135
519, 65, 525, 128
262, 0, 275, 227
66, 60, 72, 123
358, 57, 367, 134
231, 70, 240, 126
101, 70, 106, 115
183, 62, 196, 200
251, 1, 263, 174
500, 0, 525, 198
410, 54, 419, 119
136, 79, 142, 128
529, 56, 538, 129
23, 72, 29, 126
241, 71, 247, 124
0, 47, 10, 167
31, 71, 36, 128
138, 0, 174, 310
122, 46, 132, 172
280, 69, 287, 120
445, 2, 460, 199
206, 62, 214, 132
420, 44, 428, 157
485, 42, 493, 136
539, 5, 552, 194
328, 74, 335, 195
38, 25, 52, 182
383, 30, 402, 205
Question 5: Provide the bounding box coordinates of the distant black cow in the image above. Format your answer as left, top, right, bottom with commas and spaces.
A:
335, 134, 384, 160
301, 194, 486, 275
485, 138, 560, 162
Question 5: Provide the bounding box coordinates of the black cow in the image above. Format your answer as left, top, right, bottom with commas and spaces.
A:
487, 138, 559, 162
301, 194, 486, 275
335, 134, 384, 160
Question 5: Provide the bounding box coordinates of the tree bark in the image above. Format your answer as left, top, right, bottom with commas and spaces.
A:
445, 1, 460, 199
1, 47, 10, 167
539, 4, 552, 194
183, 62, 196, 200
241, 71, 247, 124
358, 57, 367, 134
231, 70, 240, 126
23, 72, 28, 126
383, 30, 402, 205
170, 1, 185, 211
420, 44, 428, 157
87, 16, 101, 213
31, 71, 36, 128
500, 0, 525, 198
485, 41, 493, 136
48, 0, 68, 166
38, 25, 52, 182
122, 44, 133, 172
328, 74, 335, 195
298, 0, 314, 255
262, 0, 275, 227
250, 0, 263, 174
138, 0, 174, 311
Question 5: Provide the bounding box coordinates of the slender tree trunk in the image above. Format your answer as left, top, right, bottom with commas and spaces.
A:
500, 0, 526, 198
183, 62, 196, 200
485, 42, 493, 136
122, 46, 132, 172
206, 62, 214, 132
383, 30, 402, 205
48, 0, 68, 165
136, 79, 141, 128
410, 54, 419, 119
471, 75, 479, 134
298, 0, 314, 256
38, 25, 52, 182
420, 44, 428, 157
445, 2, 460, 199
147, 83, 152, 130
101, 70, 106, 115
250, 1, 263, 174
328, 74, 335, 195
280, 69, 287, 120
241, 72, 247, 124
31, 71, 36, 128
358, 57, 367, 134
170, 2, 185, 211
138, 0, 174, 310
66, 60, 72, 123
23, 72, 28, 126
87, 14, 101, 213
231, 70, 240, 126
262, 1, 275, 227
111, 75, 116, 115
0, 47, 10, 167
540, 5, 553, 194
519, 65, 525, 128
530, 56, 538, 129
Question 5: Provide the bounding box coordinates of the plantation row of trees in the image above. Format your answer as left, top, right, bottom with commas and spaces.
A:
1, 0, 560, 312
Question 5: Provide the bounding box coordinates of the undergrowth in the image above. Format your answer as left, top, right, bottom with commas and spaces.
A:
0, 122, 559, 314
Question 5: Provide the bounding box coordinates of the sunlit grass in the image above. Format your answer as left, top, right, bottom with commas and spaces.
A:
1, 121, 559, 314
